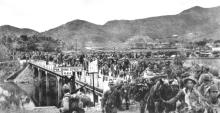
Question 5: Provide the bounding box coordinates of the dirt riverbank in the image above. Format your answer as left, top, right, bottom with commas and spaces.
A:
0, 61, 21, 81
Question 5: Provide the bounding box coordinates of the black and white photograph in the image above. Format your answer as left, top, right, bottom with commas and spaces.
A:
1, 0, 220, 113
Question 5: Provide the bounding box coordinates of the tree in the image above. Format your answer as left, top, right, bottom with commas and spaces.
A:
20, 35, 28, 42
0, 44, 9, 59
42, 42, 56, 52
195, 40, 207, 47
27, 42, 38, 51
214, 40, 220, 44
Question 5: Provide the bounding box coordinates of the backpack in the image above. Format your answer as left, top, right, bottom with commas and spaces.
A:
69, 96, 85, 113
69, 96, 80, 110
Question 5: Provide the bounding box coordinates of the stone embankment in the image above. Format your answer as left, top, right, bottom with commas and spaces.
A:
12, 65, 34, 83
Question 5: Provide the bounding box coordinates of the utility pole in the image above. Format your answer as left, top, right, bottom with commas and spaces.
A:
76, 39, 78, 54
92, 73, 95, 106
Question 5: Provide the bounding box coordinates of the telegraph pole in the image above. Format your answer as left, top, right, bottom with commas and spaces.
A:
76, 39, 78, 54
92, 73, 95, 106
88, 59, 98, 106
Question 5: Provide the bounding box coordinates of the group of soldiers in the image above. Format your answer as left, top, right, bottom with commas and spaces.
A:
101, 62, 220, 113
20, 51, 220, 113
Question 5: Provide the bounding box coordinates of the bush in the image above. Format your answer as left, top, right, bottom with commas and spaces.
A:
210, 68, 219, 77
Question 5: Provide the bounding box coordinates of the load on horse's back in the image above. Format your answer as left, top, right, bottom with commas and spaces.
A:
124, 76, 164, 113
118, 75, 172, 113
60, 84, 86, 113
147, 77, 180, 113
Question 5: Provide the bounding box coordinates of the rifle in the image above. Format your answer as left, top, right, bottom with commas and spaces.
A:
71, 83, 88, 94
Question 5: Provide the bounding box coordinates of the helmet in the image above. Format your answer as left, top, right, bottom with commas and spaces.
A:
123, 80, 127, 84
108, 80, 114, 85
183, 76, 197, 85
201, 74, 212, 82
63, 84, 70, 93
208, 85, 218, 92
203, 66, 209, 72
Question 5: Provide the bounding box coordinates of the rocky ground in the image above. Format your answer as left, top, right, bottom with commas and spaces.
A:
85, 103, 140, 113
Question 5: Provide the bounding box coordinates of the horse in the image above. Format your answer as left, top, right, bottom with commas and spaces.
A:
125, 77, 155, 113
147, 78, 180, 113
116, 76, 176, 113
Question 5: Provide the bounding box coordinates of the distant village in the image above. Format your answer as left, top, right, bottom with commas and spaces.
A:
127, 36, 220, 58
59, 34, 220, 59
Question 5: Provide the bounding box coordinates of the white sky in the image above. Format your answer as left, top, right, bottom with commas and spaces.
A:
0, 0, 220, 32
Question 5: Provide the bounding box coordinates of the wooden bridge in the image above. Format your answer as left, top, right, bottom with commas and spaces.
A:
28, 61, 103, 106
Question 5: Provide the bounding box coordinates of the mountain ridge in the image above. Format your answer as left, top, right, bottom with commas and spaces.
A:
0, 25, 39, 37
1, 5, 220, 49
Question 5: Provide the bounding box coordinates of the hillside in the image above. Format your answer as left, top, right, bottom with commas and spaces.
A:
1, 6, 220, 49
41, 6, 220, 49
0, 25, 38, 37
0, 26, 58, 53
0, 44, 10, 60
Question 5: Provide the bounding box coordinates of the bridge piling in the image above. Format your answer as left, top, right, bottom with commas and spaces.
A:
45, 71, 49, 106
70, 72, 76, 93
56, 76, 61, 106
38, 68, 42, 106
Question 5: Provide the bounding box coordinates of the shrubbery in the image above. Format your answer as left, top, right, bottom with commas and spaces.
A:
1, 35, 59, 52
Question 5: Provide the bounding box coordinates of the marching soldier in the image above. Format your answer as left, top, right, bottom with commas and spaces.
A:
60, 84, 72, 113
164, 76, 205, 113
204, 85, 220, 113
101, 80, 120, 113
198, 74, 214, 97
59, 84, 85, 113
199, 67, 213, 85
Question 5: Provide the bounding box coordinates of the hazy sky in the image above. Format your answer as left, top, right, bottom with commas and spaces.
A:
0, 0, 220, 32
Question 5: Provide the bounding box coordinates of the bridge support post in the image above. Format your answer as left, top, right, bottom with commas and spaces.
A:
70, 72, 76, 92
134, 52, 136, 59
45, 71, 49, 106
97, 73, 99, 87
92, 73, 95, 106
38, 68, 42, 106
57, 76, 61, 106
